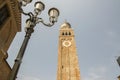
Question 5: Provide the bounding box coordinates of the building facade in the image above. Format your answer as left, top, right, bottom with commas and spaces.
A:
57, 22, 80, 80
0, 0, 21, 80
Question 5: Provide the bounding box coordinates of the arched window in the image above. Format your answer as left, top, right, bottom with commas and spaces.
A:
65, 32, 67, 35
62, 32, 64, 35
69, 32, 71, 35
62, 65, 64, 69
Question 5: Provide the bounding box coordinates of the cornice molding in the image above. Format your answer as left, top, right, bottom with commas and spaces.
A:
10, 0, 21, 31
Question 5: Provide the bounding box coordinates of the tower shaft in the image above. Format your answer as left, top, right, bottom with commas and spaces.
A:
57, 22, 80, 80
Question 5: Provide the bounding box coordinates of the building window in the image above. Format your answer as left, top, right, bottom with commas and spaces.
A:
0, 5, 10, 29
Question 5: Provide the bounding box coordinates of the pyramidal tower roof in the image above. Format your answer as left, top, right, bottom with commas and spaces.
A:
60, 22, 71, 29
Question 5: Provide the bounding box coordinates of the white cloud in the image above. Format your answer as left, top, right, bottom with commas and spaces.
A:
82, 66, 108, 80
16, 75, 40, 80
89, 66, 107, 74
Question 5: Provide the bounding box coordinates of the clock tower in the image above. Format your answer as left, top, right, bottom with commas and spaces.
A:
57, 22, 80, 80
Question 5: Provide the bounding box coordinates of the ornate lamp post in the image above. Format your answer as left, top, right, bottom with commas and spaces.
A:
9, 0, 60, 80
117, 56, 120, 80
117, 56, 120, 67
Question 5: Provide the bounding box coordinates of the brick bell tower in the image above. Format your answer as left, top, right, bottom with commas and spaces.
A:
57, 22, 80, 80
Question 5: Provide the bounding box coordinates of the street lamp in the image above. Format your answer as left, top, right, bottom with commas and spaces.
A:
9, 0, 60, 80
117, 56, 120, 67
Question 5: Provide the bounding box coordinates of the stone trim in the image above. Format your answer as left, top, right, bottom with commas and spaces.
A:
10, 0, 21, 31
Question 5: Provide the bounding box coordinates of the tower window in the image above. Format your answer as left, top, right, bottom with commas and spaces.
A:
0, 5, 10, 29
62, 65, 64, 69
62, 32, 64, 35
65, 32, 68, 35
62, 32, 71, 36
69, 32, 71, 35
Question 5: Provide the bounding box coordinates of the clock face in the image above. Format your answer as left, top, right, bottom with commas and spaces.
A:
62, 40, 71, 47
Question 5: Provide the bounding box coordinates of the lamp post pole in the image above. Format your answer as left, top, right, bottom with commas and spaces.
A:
9, 26, 34, 80
9, 0, 59, 80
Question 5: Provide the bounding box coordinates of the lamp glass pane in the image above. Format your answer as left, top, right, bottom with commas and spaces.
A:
22, 1, 27, 6
23, 0, 32, 3
49, 8, 59, 17
35, 2, 44, 11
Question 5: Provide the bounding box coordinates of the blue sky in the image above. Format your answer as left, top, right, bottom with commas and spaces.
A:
7, 0, 120, 80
